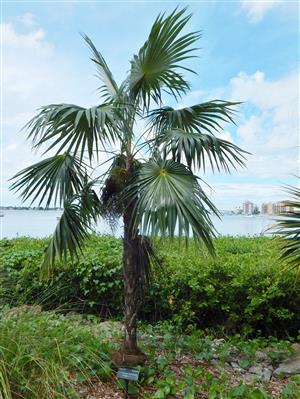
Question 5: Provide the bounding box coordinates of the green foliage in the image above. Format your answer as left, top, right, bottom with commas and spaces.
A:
148, 236, 300, 336
25, 103, 117, 162
0, 235, 123, 316
128, 159, 218, 252
148, 237, 300, 335
129, 7, 199, 107
139, 325, 300, 399
9, 154, 86, 207
0, 307, 113, 399
1, 235, 299, 336
281, 376, 300, 398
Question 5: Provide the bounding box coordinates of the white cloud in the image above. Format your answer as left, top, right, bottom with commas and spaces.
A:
174, 69, 299, 182
183, 68, 299, 207
229, 70, 299, 179
1, 22, 48, 49
240, 0, 283, 23
16, 13, 37, 28
1, 18, 101, 206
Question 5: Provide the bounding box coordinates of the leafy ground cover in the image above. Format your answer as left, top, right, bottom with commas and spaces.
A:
1, 235, 299, 337
0, 307, 299, 399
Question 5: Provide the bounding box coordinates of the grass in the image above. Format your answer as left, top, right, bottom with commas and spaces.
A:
0, 306, 115, 399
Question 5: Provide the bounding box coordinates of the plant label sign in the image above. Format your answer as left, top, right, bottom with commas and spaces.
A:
117, 368, 140, 381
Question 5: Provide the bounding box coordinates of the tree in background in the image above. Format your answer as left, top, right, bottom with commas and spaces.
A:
11, 8, 246, 364
253, 205, 260, 215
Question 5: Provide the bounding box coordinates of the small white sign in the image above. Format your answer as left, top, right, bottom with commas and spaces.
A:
117, 368, 140, 381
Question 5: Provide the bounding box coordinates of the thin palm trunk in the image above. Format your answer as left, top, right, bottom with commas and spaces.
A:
121, 155, 145, 359
122, 208, 140, 354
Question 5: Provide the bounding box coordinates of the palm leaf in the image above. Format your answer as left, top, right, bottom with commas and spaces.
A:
82, 34, 118, 101
129, 7, 200, 109
147, 101, 247, 171
148, 101, 239, 134
10, 154, 86, 207
77, 178, 103, 224
25, 103, 117, 161
126, 159, 218, 253
42, 181, 103, 273
42, 202, 89, 273
275, 185, 300, 269
158, 129, 246, 172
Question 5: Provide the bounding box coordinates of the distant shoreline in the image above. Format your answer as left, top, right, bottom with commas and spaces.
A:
0, 208, 281, 216
0, 207, 62, 211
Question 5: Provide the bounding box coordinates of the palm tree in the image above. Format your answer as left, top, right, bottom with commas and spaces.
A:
10, 8, 246, 364
276, 184, 300, 270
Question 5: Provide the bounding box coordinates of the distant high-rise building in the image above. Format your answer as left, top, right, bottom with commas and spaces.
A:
267, 202, 275, 215
261, 201, 294, 215
275, 201, 294, 214
261, 203, 268, 214
242, 201, 254, 215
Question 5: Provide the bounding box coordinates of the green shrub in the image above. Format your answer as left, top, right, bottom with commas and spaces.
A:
145, 236, 300, 336
0, 235, 123, 316
0, 306, 113, 398
1, 235, 299, 336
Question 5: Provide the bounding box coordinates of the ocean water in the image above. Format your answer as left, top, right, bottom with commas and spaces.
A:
0, 210, 277, 239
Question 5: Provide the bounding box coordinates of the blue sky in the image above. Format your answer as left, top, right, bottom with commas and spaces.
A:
1, 0, 299, 209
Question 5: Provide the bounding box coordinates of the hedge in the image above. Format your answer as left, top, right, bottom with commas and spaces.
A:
0, 235, 299, 336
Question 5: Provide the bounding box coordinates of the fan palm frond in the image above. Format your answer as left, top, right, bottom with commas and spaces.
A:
10, 154, 86, 207
127, 159, 218, 253
42, 201, 89, 274
42, 181, 102, 273
158, 129, 246, 172
276, 184, 300, 269
129, 7, 200, 109
146, 101, 247, 171
26, 103, 118, 160
148, 101, 239, 134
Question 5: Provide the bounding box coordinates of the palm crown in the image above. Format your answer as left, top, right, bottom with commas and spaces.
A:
11, 8, 247, 359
